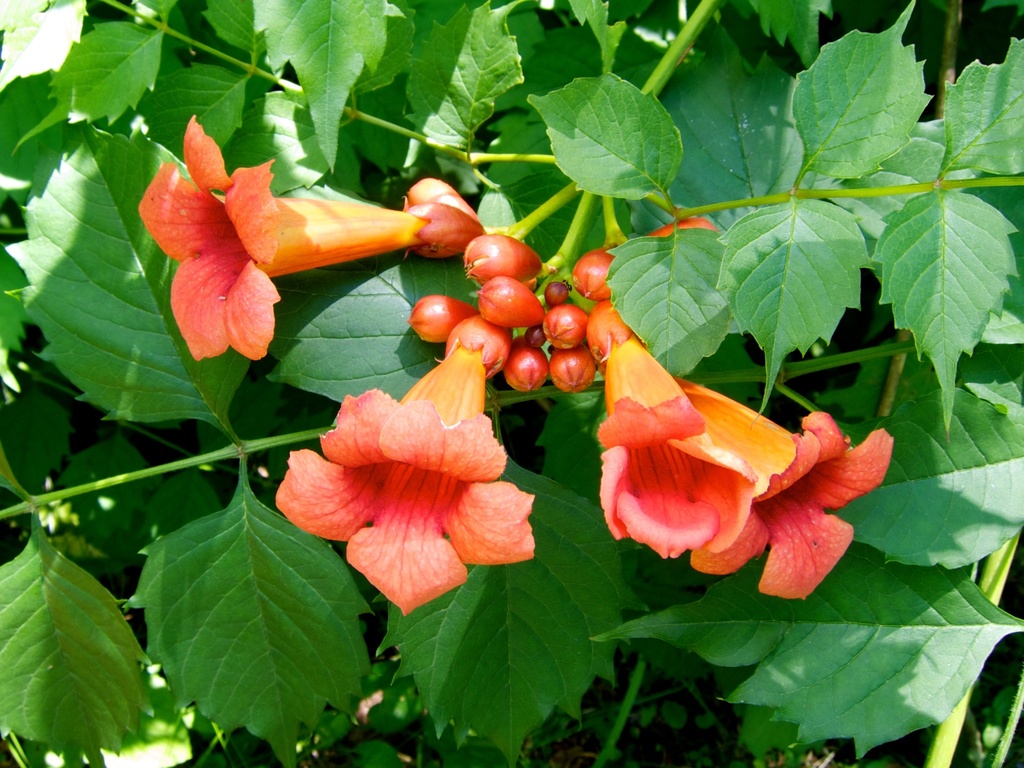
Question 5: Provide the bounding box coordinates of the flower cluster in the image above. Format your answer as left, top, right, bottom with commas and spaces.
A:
140, 118, 893, 612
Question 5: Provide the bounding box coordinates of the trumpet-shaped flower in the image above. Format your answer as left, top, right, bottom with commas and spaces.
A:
684, 381, 893, 599
139, 117, 431, 360
276, 344, 535, 614
589, 302, 796, 559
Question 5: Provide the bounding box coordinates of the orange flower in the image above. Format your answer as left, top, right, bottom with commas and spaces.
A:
139, 117, 429, 360
684, 381, 893, 599
589, 302, 796, 559
275, 344, 535, 614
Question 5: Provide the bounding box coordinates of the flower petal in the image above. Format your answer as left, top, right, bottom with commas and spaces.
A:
345, 473, 467, 615
169, 246, 250, 359
276, 449, 379, 540
224, 260, 280, 360
378, 401, 507, 482
446, 481, 535, 565
690, 512, 770, 575
321, 389, 400, 467
224, 162, 279, 265
183, 116, 231, 195
793, 426, 895, 511
755, 496, 855, 599
598, 396, 705, 449
139, 163, 237, 263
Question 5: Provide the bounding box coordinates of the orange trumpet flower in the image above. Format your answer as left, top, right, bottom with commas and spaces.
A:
276, 342, 535, 615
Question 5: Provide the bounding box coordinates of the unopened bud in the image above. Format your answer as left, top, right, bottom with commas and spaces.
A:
446, 315, 512, 378
477, 276, 546, 328
572, 249, 615, 301
464, 234, 542, 286
543, 303, 589, 350
406, 178, 479, 221
503, 337, 549, 392
647, 217, 717, 237
408, 295, 478, 343
586, 300, 635, 365
406, 202, 485, 258
549, 346, 596, 393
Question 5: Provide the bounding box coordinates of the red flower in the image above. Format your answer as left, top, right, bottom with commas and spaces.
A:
684, 381, 893, 599
139, 117, 430, 360
590, 302, 795, 559
275, 344, 535, 614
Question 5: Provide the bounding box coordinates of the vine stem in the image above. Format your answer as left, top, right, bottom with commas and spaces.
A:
989, 653, 1024, 768
0, 427, 327, 521
642, 0, 727, 97
593, 657, 647, 768
923, 532, 1019, 768
501, 182, 580, 241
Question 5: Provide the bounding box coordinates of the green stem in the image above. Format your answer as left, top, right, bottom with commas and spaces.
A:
774, 382, 818, 413
593, 657, 647, 768
501, 182, 580, 241
0, 426, 327, 521
544, 191, 600, 275
924, 533, 1019, 768
603, 196, 627, 247
344, 107, 467, 163
990, 655, 1024, 768
0, 228, 27, 237
468, 152, 557, 165
642, 0, 726, 97
783, 339, 917, 379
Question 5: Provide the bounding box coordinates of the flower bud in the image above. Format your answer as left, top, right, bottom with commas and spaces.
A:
572, 249, 615, 301
648, 217, 717, 237
543, 303, 589, 349
446, 315, 512, 378
464, 234, 542, 287
586, 300, 635, 365
523, 324, 546, 348
477, 276, 546, 328
544, 280, 571, 307
408, 295, 479, 343
406, 202, 485, 258
503, 336, 549, 392
406, 178, 479, 222
549, 346, 596, 393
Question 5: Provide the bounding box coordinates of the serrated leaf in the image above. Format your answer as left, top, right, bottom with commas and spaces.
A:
0, 528, 148, 764
130, 480, 369, 768
407, 2, 522, 148
793, 4, 928, 180
962, 343, 1024, 413
354, 0, 411, 94
748, 0, 832, 66
0, 0, 85, 91
0, 75, 62, 203
253, 0, 390, 166
567, 0, 625, 70
203, 0, 262, 54
384, 463, 631, 764
269, 255, 474, 402
609, 229, 730, 375
874, 190, 1016, 428
943, 38, 1024, 175
530, 73, 681, 199
140, 64, 248, 152
0, 246, 28, 351
8, 127, 247, 427
51, 22, 163, 124
719, 199, 869, 405
841, 390, 1024, 568
600, 544, 1023, 754
224, 92, 327, 193
658, 29, 801, 227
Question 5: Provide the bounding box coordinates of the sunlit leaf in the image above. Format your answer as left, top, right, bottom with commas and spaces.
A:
0, 528, 148, 765
0, 0, 85, 91
130, 480, 369, 768
600, 544, 1024, 754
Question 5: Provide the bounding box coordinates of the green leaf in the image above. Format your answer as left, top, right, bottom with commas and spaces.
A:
139, 64, 249, 152
203, 0, 263, 54
143, 470, 224, 539
384, 463, 631, 764
269, 255, 474, 403
0, 75, 62, 204
600, 545, 1024, 754
942, 38, 1024, 175
51, 22, 163, 124
566, 0, 626, 70
224, 92, 328, 194
962, 343, 1024, 414
102, 667, 192, 768
842, 390, 1024, 568
0, 528, 148, 765
748, 0, 832, 66
537, 392, 604, 503
407, 2, 523, 149
793, 4, 928, 180
354, 0, 412, 94
0, 0, 85, 91
0, 246, 28, 353
873, 190, 1016, 428
609, 229, 731, 375
0, 388, 71, 493
657, 29, 800, 227
530, 73, 681, 199
477, 167, 578, 257
130, 480, 369, 768
719, 199, 869, 406
8, 127, 247, 428
253, 0, 392, 166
